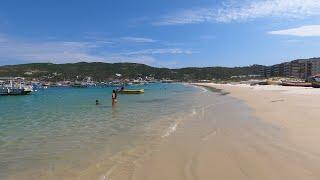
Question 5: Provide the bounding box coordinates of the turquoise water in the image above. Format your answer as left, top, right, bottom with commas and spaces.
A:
0, 83, 199, 179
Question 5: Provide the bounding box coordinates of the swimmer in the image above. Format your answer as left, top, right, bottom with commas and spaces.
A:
112, 90, 117, 105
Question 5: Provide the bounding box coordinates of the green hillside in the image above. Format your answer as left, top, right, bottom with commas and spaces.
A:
0, 62, 264, 81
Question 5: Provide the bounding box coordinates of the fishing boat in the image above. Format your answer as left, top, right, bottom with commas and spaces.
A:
0, 80, 33, 96
117, 89, 144, 94
0, 87, 33, 95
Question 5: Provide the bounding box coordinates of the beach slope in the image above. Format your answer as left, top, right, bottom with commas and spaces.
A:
112, 84, 320, 180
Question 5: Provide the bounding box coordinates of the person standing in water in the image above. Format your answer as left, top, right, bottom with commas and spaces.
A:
112, 90, 117, 105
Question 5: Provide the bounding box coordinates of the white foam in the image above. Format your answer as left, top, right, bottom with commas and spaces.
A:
202, 130, 217, 141
190, 84, 208, 93
162, 122, 178, 138
100, 164, 117, 180
100, 175, 107, 180
192, 109, 197, 115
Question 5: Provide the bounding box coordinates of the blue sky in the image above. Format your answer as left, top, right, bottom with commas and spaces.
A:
1, 0, 320, 67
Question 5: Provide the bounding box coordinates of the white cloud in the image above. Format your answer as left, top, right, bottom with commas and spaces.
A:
0, 34, 189, 67
124, 48, 193, 55
120, 37, 157, 43
154, 0, 320, 25
269, 25, 320, 36
154, 8, 215, 26
0, 37, 158, 65
0, 37, 107, 63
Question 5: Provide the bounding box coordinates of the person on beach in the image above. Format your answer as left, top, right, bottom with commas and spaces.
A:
112, 90, 117, 105
95, 100, 100, 105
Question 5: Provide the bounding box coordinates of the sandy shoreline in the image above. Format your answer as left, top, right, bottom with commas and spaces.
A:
196, 83, 320, 154
15, 84, 319, 179
109, 83, 320, 180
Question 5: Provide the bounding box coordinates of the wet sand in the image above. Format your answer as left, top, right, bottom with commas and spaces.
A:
110, 84, 320, 180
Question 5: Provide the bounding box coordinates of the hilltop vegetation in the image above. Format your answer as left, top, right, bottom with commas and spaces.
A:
0, 62, 264, 81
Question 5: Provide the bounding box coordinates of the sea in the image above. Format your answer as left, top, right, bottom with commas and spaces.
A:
0, 83, 202, 179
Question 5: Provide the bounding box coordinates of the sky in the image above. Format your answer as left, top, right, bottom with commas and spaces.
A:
1, 0, 320, 68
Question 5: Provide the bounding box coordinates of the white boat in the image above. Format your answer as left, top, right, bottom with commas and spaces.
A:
0, 80, 33, 96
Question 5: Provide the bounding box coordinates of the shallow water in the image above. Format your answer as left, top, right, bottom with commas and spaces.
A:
0, 83, 199, 179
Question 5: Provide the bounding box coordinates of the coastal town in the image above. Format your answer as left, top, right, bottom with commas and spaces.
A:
2, 58, 320, 96
260, 58, 320, 79
0, 74, 177, 95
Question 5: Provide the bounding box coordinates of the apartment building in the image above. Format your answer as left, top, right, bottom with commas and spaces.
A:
260, 58, 320, 79
309, 58, 320, 76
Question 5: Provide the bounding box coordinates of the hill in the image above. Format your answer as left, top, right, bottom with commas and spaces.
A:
0, 62, 264, 81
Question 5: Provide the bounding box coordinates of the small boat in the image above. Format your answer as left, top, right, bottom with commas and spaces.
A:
0, 86, 33, 96
117, 89, 144, 94
0, 80, 33, 96
281, 82, 312, 87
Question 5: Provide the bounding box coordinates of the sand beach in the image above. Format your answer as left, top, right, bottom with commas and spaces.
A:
3, 83, 320, 180
109, 83, 320, 180
197, 83, 320, 155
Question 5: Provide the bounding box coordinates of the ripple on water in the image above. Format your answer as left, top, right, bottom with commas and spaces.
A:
0, 83, 201, 179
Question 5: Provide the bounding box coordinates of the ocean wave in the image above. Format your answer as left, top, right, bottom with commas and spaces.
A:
189, 84, 208, 93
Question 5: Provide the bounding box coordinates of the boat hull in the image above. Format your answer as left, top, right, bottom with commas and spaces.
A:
118, 89, 144, 94
0, 88, 32, 96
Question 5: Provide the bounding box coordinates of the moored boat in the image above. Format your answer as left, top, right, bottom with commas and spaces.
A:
0, 86, 33, 96
0, 79, 33, 96
117, 89, 144, 94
